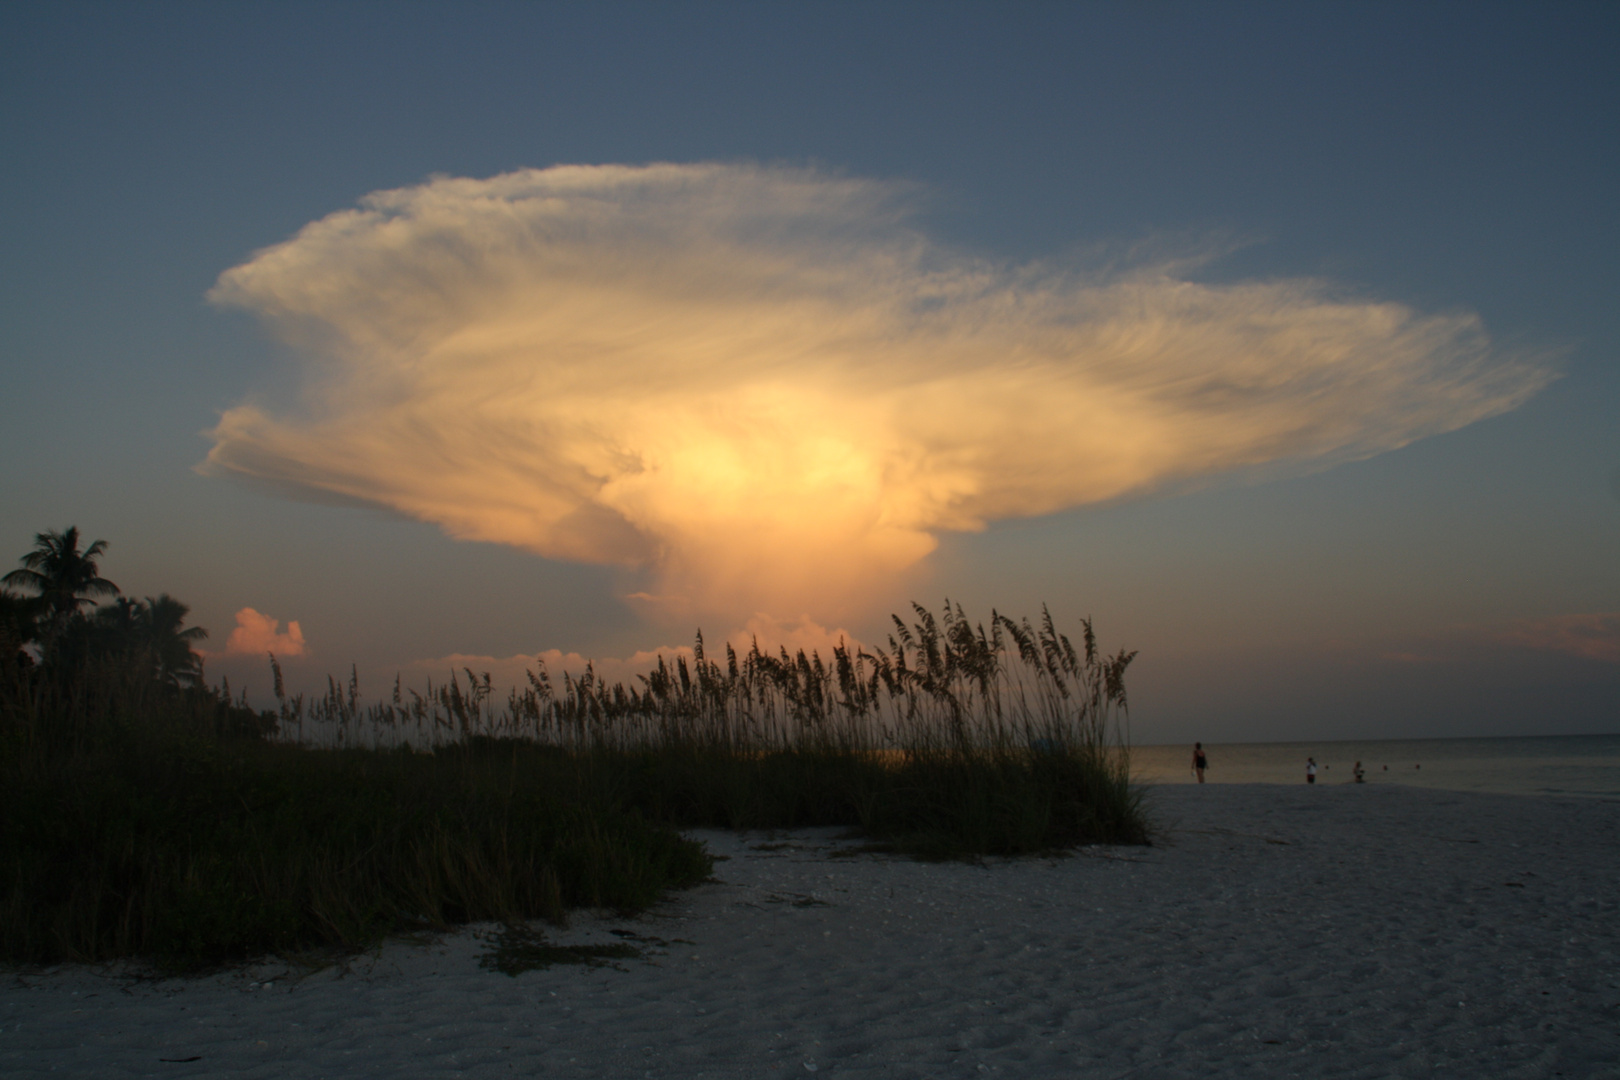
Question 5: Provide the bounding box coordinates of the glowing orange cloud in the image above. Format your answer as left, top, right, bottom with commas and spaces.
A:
203, 164, 1554, 622
222, 607, 308, 657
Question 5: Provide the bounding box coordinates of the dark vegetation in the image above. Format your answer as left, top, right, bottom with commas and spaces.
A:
2, 526, 1146, 971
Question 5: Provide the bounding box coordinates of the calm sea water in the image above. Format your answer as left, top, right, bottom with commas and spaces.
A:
1130, 734, 1620, 798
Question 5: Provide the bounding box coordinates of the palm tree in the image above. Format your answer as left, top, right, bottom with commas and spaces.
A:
141, 594, 208, 688
80, 596, 147, 671
2, 527, 119, 642
0, 587, 42, 669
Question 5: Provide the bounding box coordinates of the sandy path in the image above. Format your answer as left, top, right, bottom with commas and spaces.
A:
4, 784, 1618, 1079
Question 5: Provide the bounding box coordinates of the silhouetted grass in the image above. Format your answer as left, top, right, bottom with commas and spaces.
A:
591, 741, 1143, 858
0, 729, 711, 969
1, 602, 1145, 969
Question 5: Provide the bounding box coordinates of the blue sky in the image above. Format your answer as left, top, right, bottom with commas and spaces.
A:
3, 2, 1616, 742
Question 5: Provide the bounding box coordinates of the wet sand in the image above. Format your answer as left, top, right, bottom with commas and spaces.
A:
4, 784, 1618, 1078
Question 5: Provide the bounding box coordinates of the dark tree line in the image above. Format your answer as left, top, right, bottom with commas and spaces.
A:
0, 527, 274, 745
1, 526, 207, 686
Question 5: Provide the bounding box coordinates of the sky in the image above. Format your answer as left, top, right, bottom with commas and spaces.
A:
2, 2, 1616, 743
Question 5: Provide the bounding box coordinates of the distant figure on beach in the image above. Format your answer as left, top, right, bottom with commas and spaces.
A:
1353, 761, 1365, 783
1306, 757, 1317, 784
1191, 742, 1208, 783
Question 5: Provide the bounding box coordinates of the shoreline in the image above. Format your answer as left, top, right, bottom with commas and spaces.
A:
1129, 734, 1620, 799
4, 784, 1617, 1078
1138, 778, 1620, 801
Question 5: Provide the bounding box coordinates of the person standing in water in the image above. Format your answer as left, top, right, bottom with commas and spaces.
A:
1306, 757, 1318, 784
1191, 742, 1208, 783
1353, 761, 1366, 783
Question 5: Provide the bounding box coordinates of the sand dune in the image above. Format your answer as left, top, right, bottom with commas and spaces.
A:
4, 784, 1617, 1078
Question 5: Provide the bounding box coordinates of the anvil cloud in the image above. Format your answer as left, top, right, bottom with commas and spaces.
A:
204, 164, 1552, 619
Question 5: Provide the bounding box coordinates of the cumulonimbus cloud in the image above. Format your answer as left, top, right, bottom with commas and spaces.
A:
204, 163, 1554, 619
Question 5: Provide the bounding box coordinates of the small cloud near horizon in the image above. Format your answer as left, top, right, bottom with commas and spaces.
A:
1378, 650, 1445, 665
218, 607, 308, 658
1498, 613, 1620, 665
404, 614, 861, 694
204, 163, 1555, 625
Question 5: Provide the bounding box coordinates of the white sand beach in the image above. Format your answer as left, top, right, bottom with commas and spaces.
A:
4, 784, 1617, 1079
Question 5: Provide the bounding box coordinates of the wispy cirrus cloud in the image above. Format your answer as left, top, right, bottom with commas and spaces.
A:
204, 163, 1554, 622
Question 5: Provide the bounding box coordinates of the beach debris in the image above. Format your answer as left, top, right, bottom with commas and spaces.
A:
764, 891, 831, 907
477, 926, 640, 975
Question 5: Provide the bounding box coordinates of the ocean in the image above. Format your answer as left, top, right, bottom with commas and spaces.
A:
1129, 733, 1620, 798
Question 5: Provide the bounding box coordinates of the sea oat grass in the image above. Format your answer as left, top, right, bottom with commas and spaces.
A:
1, 601, 1147, 968
0, 734, 711, 969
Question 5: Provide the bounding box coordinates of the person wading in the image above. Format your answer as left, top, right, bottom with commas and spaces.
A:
1191, 742, 1208, 783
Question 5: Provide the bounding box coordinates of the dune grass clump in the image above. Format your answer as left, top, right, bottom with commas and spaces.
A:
274, 601, 1147, 855
2, 598, 1144, 969
0, 727, 711, 969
